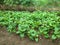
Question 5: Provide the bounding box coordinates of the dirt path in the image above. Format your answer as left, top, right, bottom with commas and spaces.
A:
0, 5, 60, 11
0, 27, 60, 45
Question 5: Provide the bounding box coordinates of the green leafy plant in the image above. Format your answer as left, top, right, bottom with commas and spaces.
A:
0, 0, 60, 7
0, 11, 60, 42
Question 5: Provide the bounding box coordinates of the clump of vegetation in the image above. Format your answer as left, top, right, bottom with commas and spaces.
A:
0, 11, 60, 42
0, 0, 60, 7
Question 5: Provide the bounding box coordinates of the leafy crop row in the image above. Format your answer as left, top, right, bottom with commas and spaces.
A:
0, 11, 60, 42
0, 0, 60, 6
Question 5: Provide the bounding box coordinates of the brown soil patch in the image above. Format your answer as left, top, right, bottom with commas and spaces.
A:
0, 4, 60, 11
0, 27, 60, 45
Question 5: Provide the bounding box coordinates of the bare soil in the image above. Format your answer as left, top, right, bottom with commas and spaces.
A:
0, 27, 60, 45
0, 4, 60, 11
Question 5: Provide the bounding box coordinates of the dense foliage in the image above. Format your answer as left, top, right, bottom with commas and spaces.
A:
0, 11, 60, 42
0, 0, 60, 6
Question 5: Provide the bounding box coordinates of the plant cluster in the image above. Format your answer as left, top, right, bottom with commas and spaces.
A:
0, 0, 60, 6
0, 11, 60, 42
